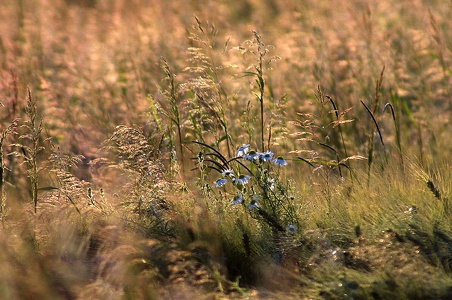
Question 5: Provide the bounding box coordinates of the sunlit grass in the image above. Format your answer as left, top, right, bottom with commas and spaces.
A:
0, 0, 451, 299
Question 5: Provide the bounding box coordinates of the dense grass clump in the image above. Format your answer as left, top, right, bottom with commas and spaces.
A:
0, 0, 451, 299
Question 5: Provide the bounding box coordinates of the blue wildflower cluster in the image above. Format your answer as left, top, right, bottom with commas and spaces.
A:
193, 140, 296, 233
213, 144, 288, 210
236, 145, 288, 166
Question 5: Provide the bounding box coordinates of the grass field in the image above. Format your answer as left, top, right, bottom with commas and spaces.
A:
0, 0, 451, 299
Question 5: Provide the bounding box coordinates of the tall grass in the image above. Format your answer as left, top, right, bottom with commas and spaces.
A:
0, 0, 451, 298
10, 88, 48, 214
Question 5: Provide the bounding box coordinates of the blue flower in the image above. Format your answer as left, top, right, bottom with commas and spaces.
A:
273, 156, 288, 166
248, 202, 259, 210
266, 177, 275, 190
236, 144, 250, 157
233, 174, 251, 185
221, 169, 234, 177
248, 196, 259, 210
260, 151, 274, 162
244, 150, 260, 161
286, 224, 297, 233
231, 194, 244, 205
214, 178, 227, 187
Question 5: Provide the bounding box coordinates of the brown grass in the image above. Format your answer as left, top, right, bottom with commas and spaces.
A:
0, 0, 451, 299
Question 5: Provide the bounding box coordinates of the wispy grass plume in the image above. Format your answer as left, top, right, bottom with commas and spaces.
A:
11, 88, 48, 214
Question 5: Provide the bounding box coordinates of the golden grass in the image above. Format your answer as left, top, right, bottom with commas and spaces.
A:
0, 0, 451, 298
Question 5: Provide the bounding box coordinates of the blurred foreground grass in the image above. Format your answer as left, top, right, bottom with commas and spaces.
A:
0, 0, 451, 299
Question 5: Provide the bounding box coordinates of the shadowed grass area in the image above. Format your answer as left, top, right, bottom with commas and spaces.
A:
0, 0, 451, 299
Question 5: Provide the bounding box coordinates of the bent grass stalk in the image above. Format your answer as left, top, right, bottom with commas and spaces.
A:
384, 102, 404, 170
361, 99, 385, 184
